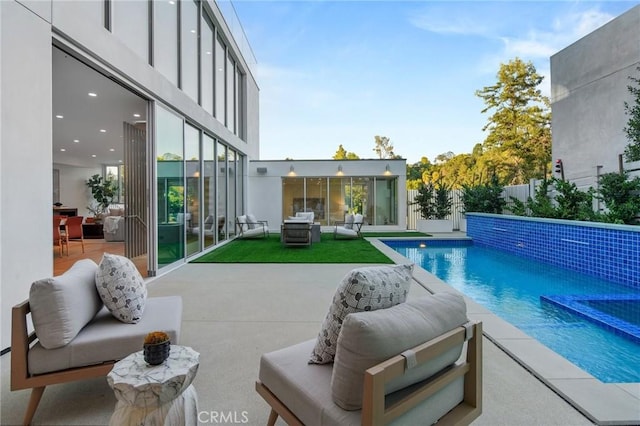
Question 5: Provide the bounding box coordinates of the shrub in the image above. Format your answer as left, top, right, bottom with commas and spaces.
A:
413, 179, 452, 220
597, 171, 640, 224
461, 175, 506, 214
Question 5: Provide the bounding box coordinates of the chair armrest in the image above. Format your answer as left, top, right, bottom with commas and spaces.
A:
11, 300, 35, 390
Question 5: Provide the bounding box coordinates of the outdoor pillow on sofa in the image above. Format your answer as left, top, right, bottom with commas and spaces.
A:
309, 263, 414, 364
95, 253, 147, 323
29, 259, 103, 349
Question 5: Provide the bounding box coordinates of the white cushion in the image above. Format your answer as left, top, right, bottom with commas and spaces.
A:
353, 213, 363, 225
296, 212, 314, 223
335, 227, 358, 238
237, 215, 249, 232
344, 214, 354, 230
246, 213, 257, 229
95, 253, 147, 324
29, 259, 103, 349
309, 264, 414, 364
331, 293, 468, 410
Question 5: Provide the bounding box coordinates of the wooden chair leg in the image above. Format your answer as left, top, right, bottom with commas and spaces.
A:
267, 409, 278, 426
23, 386, 45, 426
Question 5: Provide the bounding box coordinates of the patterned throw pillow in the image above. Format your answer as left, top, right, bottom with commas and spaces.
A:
309, 263, 414, 364
95, 253, 147, 323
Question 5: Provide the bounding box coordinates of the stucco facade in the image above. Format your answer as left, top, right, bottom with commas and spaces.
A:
550, 4, 640, 190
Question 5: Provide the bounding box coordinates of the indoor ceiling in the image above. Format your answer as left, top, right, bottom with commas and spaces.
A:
52, 47, 148, 169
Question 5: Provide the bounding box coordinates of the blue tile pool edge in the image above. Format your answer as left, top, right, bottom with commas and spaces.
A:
368, 237, 640, 425
541, 294, 640, 343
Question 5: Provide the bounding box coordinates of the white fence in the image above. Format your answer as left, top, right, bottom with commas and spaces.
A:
407, 183, 533, 231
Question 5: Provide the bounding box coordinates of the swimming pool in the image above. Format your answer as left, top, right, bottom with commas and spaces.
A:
385, 239, 640, 383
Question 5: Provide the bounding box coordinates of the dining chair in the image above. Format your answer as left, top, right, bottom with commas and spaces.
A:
52, 216, 67, 257
62, 216, 85, 254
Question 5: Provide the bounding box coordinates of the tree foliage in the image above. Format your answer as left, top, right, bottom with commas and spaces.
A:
412, 178, 452, 220
475, 58, 551, 184
623, 66, 640, 162
333, 144, 359, 160
597, 171, 640, 224
373, 135, 395, 159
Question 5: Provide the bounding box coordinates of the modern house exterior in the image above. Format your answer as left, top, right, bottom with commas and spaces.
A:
550, 4, 640, 191
0, 0, 409, 351
0, 0, 260, 351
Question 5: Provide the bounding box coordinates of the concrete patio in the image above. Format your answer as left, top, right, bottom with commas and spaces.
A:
1, 261, 597, 425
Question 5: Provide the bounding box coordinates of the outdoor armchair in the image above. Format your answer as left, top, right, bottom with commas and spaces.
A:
334, 213, 364, 239
236, 214, 269, 238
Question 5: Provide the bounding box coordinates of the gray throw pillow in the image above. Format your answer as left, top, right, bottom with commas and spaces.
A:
309, 264, 414, 364
29, 259, 102, 349
95, 253, 147, 323
331, 292, 468, 410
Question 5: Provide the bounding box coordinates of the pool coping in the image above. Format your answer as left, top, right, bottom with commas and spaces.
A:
369, 236, 640, 426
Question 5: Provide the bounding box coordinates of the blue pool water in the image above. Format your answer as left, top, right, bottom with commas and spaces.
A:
386, 240, 640, 383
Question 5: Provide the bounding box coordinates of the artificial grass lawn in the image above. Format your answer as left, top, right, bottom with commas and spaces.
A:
190, 232, 429, 264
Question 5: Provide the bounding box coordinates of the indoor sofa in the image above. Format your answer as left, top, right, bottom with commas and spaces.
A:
11, 257, 182, 425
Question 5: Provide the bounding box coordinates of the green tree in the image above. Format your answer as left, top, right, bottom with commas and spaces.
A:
623, 66, 640, 162
332, 144, 359, 160
373, 135, 395, 159
475, 58, 551, 184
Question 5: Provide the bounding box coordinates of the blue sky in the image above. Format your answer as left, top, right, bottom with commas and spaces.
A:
230, 1, 638, 164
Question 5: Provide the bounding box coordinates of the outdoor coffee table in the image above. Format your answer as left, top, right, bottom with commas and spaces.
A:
107, 345, 200, 426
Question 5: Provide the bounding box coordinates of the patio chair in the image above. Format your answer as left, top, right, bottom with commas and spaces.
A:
281, 221, 312, 247
236, 214, 269, 239
61, 216, 85, 254
334, 213, 364, 239
256, 292, 483, 426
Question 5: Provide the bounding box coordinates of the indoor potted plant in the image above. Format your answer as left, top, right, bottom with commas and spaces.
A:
85, 174, 116, 222
143, 331, 171, 365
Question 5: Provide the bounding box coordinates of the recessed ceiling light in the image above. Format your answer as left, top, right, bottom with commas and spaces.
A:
109, 148, 115, 152
206, 51, 212, 55
118, 160, 123, 163
168, 0, 175, 4
100, 129, 106, 133
133, 113, 141, 118
190, 29, 196, 34
73, 139, 79, 143
91, 154, 97, 158
88, 92, 97, 97
60, 148, 66, 152
55, 115, 64, 119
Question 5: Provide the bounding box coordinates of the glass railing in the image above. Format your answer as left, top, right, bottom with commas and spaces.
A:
215, 0, 258, 79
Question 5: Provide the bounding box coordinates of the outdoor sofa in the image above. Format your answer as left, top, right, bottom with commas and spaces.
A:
11, 257, 182, 425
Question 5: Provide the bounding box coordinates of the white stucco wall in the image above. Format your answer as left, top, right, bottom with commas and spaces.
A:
551, 5, 640, 189
1, 0, 54, 349
248, 160, 407, 231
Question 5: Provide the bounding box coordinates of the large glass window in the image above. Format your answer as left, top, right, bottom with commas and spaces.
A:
305, 178, 327, 224
154, 0, 178, 85
375, 177, 397, 225
236, 68, 243, 138
351, 177, 374, 225
282, 178, 305, 218
226, 54, 236, 133
217, 142, 228, 240
185, 124, 200, 256
112, 0, 149, 62
227, 149, 237, 233
156, 106, 184, 266
215, 37, 226, 124
203, 134, 216, 248
328, 177, 350, 224
201, 15, 215, 115
181, 0, 199, 101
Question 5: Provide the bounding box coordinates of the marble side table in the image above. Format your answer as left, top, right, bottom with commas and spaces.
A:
107, 345, 200, 426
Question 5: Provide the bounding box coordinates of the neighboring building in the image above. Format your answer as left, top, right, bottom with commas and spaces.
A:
249, 160, 408, 231
0, 0, 259, 349
550, 4, 640, 190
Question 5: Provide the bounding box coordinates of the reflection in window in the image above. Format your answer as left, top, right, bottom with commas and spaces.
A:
185, 124, 200, 257
156, 106, 184, 266
228, 149, 237, 227
282, 178, 304, 219
106, 165, 125, 204
226, 54, 235, 133
305, 178, 327, 224
351, 177, 374, 224
375, 177, 397, 225
215, 37, 226, 124
154, 0, 178, 84
181, 0, 198, 101
201, 15, 215, 115
217, 142, 228, 240
203, 134, 216, 249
